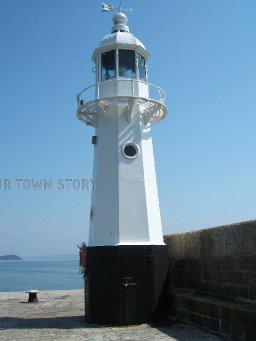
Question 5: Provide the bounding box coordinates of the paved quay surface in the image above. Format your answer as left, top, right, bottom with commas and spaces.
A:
0, 289, 223, 341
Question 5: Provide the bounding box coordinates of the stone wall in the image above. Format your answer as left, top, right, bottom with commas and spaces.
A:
164, 220, 256, 340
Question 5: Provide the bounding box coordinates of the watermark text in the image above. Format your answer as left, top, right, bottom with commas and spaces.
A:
0, 178, 96, 191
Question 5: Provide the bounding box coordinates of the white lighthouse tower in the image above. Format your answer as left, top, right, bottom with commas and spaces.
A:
76, 4, 169, 324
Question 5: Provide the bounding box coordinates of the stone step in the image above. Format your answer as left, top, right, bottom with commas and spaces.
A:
170, 288, 256, 341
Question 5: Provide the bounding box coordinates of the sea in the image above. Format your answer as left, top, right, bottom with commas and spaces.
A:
0, 258, 84, 292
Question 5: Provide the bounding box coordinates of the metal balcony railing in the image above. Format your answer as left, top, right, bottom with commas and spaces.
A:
76, 79, 166, 107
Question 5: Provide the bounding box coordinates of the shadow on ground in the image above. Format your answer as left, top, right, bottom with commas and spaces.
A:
0, 316, 95, 329
0, 317, 222, 340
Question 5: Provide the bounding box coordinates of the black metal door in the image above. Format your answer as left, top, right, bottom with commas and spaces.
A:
121, 277, 138, 324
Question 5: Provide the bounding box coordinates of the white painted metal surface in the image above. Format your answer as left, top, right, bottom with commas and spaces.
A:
77, 12, 168, 246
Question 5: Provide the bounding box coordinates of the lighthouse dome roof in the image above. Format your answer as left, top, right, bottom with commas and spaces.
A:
99, 31, 145, 50
92, 12, 149, 62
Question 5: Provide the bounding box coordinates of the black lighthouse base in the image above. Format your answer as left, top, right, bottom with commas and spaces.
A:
85, 245, 169, 325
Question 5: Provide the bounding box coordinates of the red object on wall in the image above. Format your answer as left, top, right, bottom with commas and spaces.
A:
79, 243, 87, 270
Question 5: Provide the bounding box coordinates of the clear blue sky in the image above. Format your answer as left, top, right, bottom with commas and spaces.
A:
0, 0, 255, 257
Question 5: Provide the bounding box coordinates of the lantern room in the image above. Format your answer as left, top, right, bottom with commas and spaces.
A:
92, 12, 149, 98
77, 11, 166, 128
99, 49, 146, 81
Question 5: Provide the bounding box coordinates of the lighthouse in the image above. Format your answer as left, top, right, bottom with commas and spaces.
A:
76, 5, 169, 324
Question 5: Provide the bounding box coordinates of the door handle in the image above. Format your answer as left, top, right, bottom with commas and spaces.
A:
123, 281, 137, 287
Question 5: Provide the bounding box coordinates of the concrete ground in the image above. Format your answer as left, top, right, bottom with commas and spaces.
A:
0, 289, 223, 341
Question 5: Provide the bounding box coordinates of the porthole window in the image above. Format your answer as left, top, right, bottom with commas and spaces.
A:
123, 143, 139, 159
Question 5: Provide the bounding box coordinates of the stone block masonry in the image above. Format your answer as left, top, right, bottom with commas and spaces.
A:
164, 220, 256, 340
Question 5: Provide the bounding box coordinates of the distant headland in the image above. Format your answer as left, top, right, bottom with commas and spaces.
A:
0, 254, 22, 260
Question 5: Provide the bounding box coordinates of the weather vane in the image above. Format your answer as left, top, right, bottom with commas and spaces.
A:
101, 1, 133, 13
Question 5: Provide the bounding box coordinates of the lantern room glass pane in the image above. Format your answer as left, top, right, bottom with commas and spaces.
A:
118, 49, 136, 78
138, 54, 146, 81
101, 50, 116, 81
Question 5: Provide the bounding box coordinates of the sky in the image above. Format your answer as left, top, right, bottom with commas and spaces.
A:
0, 0, 255, 257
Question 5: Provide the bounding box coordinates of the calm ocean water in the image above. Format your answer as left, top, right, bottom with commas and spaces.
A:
0, 260, 84, 292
